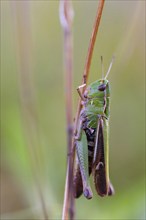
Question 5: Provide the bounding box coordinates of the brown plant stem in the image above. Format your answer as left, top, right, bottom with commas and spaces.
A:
60, 0, 105, 219
74, 0, 105, 136
59, 0, 74, 220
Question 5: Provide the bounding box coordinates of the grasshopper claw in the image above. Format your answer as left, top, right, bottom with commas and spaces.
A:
108, 182, 115, 196
74, 135, 80, 141
83, 186, 93, 199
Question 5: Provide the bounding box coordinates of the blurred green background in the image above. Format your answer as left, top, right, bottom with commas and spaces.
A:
1, 0, 145, 219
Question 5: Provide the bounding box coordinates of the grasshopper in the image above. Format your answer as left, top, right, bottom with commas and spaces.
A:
73, 57, 115, 199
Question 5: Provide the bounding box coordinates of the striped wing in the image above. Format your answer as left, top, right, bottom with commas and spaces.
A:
92, 116, 114, 196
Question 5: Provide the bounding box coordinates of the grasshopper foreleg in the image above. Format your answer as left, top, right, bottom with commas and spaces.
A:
77, 83, 86, 101
74, 118, 83, 141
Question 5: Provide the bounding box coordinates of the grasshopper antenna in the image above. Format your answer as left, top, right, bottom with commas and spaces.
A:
101, 56, 104, 79
104, 56, 115, 79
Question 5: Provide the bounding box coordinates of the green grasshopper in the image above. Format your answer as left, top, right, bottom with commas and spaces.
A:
73, 57, 114, 199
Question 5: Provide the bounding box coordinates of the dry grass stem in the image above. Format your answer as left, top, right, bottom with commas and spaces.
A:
60, 0, 74, 219
74, 0, 105, 136
60, 0, 105, 219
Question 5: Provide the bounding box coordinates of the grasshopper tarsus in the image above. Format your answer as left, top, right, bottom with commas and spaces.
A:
74, 135, 80, 141
83, 186, 93, 199
77, 83, 86, 101
108, 182, 115, 196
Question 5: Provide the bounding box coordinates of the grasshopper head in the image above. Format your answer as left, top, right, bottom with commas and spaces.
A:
87, 79, 109, 98
87, 56, 114, 98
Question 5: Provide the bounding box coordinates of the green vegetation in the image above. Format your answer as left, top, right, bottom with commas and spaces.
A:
1, 1, 145, 219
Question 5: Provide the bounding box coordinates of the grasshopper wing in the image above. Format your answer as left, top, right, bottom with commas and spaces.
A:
92, 117, 114, 196
73, 158, 83, 198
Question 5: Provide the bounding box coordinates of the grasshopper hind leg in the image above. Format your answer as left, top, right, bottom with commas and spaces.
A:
74, 130, 93, 199
73, 152, 94, 198
73, 160, 93, 198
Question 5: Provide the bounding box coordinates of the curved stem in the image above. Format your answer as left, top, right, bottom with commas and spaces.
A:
60, 0, 105, 219
74, 0, 105, 136
60, 0, 74, 219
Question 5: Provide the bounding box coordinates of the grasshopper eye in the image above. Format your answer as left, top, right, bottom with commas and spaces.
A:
98, 84, 106, 91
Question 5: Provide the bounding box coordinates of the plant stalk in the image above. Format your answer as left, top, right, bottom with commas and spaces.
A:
59, 0, 74, 219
